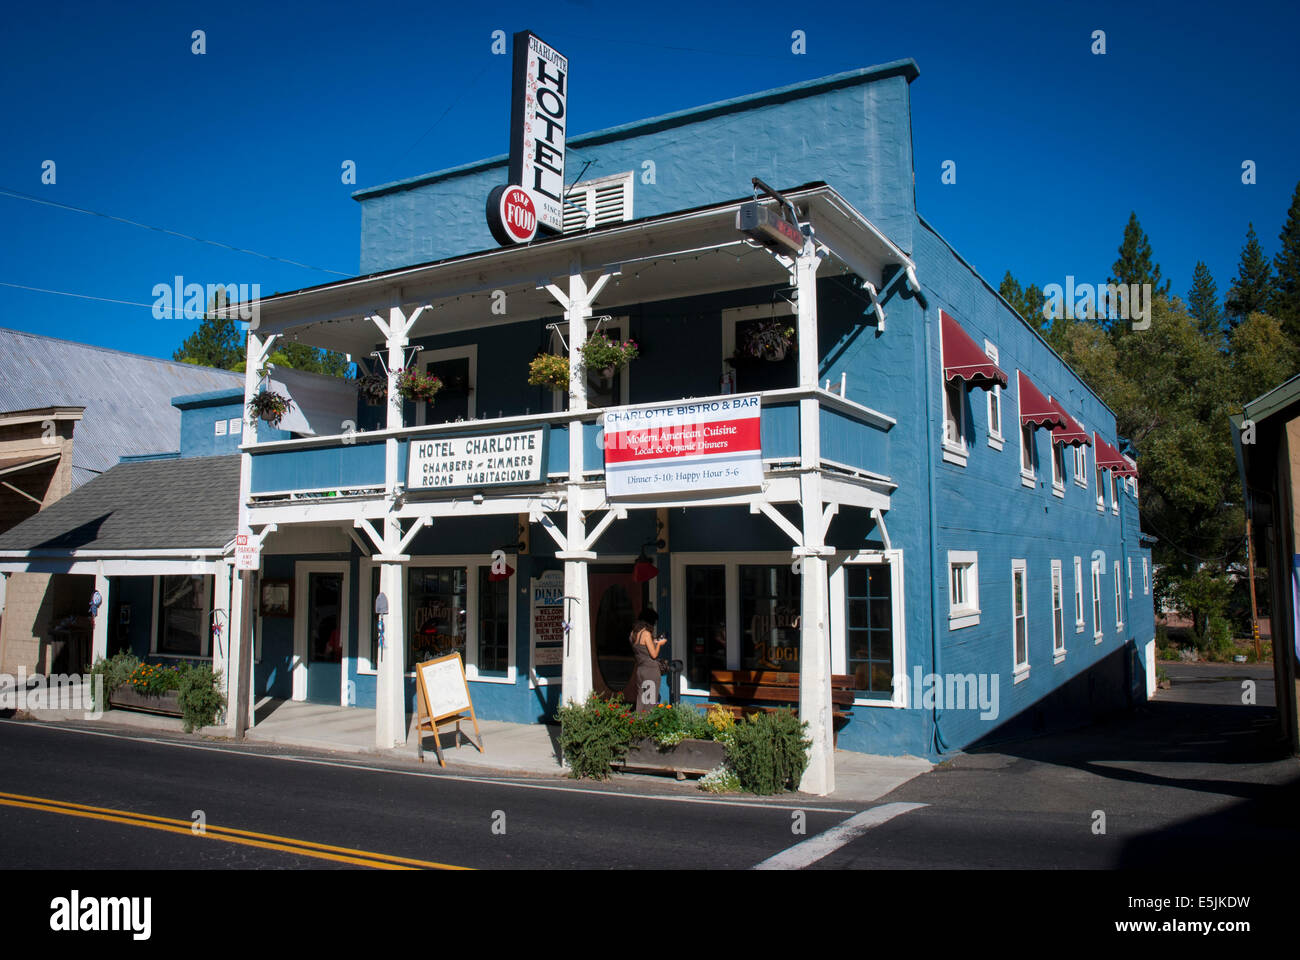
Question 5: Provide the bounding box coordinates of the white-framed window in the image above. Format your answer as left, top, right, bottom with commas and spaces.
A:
1051, 559, 1066, 663
1096, 463, 1106, 511
942, 377, 968, 465
673, 549, 908, 708
1073, 556, 1085, 633
1114, 560, 1124, 630
1019, 421, 1037, 487
947, 550, 980, 629
1111, 472, 1120, 515
1074, 437, 1088, 488
1051, 438, 1066, 495
721, 303, 798, 397
1143, 557, 1149, 594
356, 554, 517, 684
552, 317, 630, 411
1012, 559, 1029, 680
416, 344, 477, 426
1091, 558, 1103, 642
562, 171, 634, 233
984, 341, 1003, 449
1128, 557, 1133, 599
151, 574, 214, 658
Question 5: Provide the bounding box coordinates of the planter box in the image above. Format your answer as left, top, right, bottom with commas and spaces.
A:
616, 738, 726, 779
109, 687, 183, 717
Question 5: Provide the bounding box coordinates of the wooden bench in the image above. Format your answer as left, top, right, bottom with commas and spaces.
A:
709, 670, 856, 744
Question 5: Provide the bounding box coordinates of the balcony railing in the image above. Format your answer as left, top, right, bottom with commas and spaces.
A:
245, 387, 893, 501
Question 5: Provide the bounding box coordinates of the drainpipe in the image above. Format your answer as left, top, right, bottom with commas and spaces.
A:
921, 306, 949, 755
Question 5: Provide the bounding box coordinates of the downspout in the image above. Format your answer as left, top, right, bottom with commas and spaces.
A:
921, 304, 950, 755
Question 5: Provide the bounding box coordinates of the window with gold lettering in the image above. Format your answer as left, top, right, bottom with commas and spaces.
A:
740, 564, 800, 672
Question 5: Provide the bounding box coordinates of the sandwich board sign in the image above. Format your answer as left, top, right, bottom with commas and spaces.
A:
414, 652, 483, 767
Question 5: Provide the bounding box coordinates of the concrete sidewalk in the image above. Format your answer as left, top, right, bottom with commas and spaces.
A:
11, 687, 932, 804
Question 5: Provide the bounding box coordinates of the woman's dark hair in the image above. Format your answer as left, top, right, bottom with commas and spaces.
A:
639, 608, 659, 627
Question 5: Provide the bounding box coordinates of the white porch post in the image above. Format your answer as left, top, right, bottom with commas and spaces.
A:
212, 559, 231, 693
91, 561, 109, 664
375, 303, 412, 748
225, 563, 244, 732
793, 244, 835, 796
232, 329, 276, 737
552, 261, 612, 705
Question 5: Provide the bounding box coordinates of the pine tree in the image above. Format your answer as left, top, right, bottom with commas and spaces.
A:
1225, 223, 1273, 326
171, 290, 243, 369
1270, 179, 1300, 339
998, 270, 1047, 331
1187, 261, 1223, 342
1110, 211, 1172, 296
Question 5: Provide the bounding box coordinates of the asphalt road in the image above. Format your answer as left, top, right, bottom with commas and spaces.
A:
0, 661, 1294, 873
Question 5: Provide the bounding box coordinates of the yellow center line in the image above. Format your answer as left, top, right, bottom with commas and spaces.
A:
0, 790, 469, 870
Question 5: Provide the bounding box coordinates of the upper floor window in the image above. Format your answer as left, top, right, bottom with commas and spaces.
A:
417, 345, 477, 426
1074, 439, 1088, 488
1051, 438, 1066, 494
722, 304, 798, 395
948, 551, 980, 629
984, 341, 1003, 449
563, 172, 634, 233
944, 379, 968, 455
1020, 420, 1037, 483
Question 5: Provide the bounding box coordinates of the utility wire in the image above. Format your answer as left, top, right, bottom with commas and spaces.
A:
0, 187, 351, 276
0, 280, 161, 310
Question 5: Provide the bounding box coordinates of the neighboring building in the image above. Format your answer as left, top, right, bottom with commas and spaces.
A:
1232, 374, 1300, 755
0, 329, 241, 674
0, 59, 1157, 795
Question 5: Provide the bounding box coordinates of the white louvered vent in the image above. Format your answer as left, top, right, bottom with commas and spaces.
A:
562, 171, 633, 233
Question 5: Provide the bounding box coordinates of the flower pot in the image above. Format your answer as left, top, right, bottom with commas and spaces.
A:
108, 686, 183, 717
765, 346, 786, 361
615, 737, 727, 779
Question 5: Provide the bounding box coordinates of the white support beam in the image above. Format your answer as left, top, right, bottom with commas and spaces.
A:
821, 502, 839, 542
750, 500, 804, 547
581, 506, 626, 552
870, 507, 892, 552
354, 518, 385, 554
396, 515, 432, 555
532, 511, 568, 552
91, 561, 109, 664
345, 526, 373, 556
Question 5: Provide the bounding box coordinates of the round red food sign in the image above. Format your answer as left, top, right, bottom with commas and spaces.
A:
487, 184, 538, 245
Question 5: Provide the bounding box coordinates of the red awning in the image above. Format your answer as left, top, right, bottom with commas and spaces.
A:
1017, 371, 1068, 429
1115, 454, 1138, 478
1093, 434, 1133, 473
1048, 398, 1091, 447
942, 311, 1008, 388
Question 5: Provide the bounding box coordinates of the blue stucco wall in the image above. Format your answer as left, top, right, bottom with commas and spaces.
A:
355, 65, 918, 273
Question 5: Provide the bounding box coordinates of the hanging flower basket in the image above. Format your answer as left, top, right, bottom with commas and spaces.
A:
580, 334, 638, 373
247, 390, 293, 427
355, 372, 388, 405
528, 353, 570, 391
394, 367, 443, 404
740, 319, 796, 361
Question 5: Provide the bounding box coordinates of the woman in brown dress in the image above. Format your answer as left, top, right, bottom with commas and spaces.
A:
627, 609, 666, 713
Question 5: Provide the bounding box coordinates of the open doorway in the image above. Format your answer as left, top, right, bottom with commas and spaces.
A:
587, 565, 652, 699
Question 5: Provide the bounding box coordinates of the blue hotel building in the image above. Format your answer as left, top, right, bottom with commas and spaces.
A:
0, 57, 1155, 794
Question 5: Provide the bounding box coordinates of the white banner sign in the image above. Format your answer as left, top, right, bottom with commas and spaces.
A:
509, 31, 567, 235
407, 429, 546, 490
602, 393, 763, 498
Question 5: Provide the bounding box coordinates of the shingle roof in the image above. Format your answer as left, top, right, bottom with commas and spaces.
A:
0, 454, 239, 554
0, 328, 243, 489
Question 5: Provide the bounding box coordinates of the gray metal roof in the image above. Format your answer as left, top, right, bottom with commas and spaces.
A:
0, 454, 240, 554
0, 328, 243, 488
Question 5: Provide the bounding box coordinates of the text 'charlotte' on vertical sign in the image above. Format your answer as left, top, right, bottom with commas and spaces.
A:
603, 393, 763, 497
510, 30, 567, 235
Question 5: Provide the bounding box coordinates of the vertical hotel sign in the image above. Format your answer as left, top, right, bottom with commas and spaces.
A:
509, 31, 567, 235
603, 394, 763, 498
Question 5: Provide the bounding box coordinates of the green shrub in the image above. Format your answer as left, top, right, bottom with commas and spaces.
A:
556, 694, 636, 779
88, 652, 141, 709
636, 702, 713, 746
177, 665, 226, 733
726, 709, 811, 794
1205, 616, 1234, 661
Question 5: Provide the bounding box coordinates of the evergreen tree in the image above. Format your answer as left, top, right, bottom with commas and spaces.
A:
998, 270, 1047, 331
171, 290, 242, 369
1270, 179, 1300, 340
1110, 211, 1172, 297
1225, 223, 1273, 326
1187, 261, 1223, 342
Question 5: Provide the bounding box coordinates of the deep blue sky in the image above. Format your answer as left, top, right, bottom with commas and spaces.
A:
3, 0, 1298, 359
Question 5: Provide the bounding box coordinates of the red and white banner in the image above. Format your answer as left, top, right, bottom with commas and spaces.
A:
602, 393, 763, 497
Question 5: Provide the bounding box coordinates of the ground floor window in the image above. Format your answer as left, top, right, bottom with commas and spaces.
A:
154, 574, 213, 657
674, 549, 906, 707
358, 555, 516, 682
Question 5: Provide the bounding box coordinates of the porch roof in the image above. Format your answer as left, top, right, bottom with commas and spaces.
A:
0, 454, 239, 558
250, 183, 915, 356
